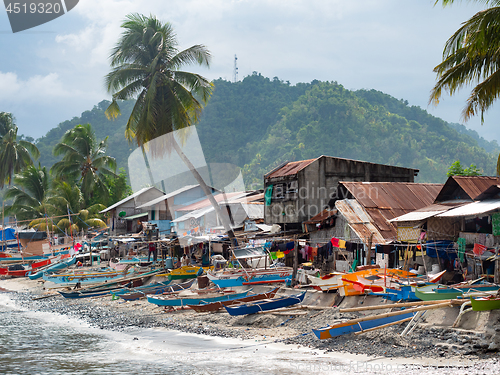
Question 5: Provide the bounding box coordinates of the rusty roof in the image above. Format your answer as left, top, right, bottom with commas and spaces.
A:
340, 182, 442, 211
265, 158, 318, 179
336, 182, 444, 243
176, 192, 247, 212
435, 176, 500, 202
335, 200, 386, 244
303, 209, 338, 224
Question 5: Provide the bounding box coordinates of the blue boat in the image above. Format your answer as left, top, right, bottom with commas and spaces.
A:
224, 292, 306, 316
369, 285, 419, 301
28, 256, 76, 280
147, 290, 251, 307
313, 311, 417, 339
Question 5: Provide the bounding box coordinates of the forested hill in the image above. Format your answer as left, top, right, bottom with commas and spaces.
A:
34, 73, 500, 188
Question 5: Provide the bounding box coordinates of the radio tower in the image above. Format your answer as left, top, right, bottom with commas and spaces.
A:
233, 54, 238, 83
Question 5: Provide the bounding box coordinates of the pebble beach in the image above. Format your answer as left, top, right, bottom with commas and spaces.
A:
1, 276, 500, 374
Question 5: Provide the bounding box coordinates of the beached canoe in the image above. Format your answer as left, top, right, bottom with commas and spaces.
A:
224, 292, 306, 316
116, 279, 196, 301
147, 289, 250, 307
470, 295, 500, 311
206, 267, 293, 288
28, 256, 76, 280
415, 284, 499, 301
165, 266, 204, 280
312, 311, 417, 340
190, 287, 279, 313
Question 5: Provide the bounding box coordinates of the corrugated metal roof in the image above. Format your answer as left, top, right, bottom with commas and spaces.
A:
100, 187, 161, 213
436, 199, 500, 217
454, 176, 500, 200
335, 199, 386, 244
304, 209, 338, 224
335, 182, 443, 243
389, 202, 466, 222
136, 185, 199, 208
176, 192, 247, 212
340, 182, 442, 211
265, 158, 318, 178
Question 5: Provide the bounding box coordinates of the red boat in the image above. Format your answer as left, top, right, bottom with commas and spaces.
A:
1, 258, 52, 278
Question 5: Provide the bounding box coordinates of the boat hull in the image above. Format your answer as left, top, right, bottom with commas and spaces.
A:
191, 288, 279, 313
312, 311, 417, 340
224, 292, 306, 316
207, 268, 293, 288
147, 290, 250, 307
470, 296, 500, 311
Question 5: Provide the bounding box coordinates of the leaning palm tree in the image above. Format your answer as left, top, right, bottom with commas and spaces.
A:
105, 14, 238, 243
51, 123, 117, 204
430, 0, 500, 173
0, 112, 40, 188
5, 164, 50, 222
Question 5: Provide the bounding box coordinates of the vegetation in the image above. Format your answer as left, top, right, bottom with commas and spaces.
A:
447, 160, 482, 177
25, 75, 500, 192
51, 123, 117, 205
0, 112, 39, 189
104, 13, 240, 241
431, 0, 500, 122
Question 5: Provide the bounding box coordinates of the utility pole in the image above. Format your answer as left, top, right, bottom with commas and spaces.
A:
233, 55, 238, 83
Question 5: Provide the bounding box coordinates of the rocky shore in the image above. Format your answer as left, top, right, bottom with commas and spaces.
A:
2, 277, 500, 373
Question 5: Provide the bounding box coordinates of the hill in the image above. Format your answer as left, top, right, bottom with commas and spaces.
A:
32, 73, 500, 190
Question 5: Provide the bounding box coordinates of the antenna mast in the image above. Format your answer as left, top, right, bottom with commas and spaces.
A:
233, 54, 238, 83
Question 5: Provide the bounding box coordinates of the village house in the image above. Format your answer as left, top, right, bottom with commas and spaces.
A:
263, 155, 419, 230
99, 186, 165, 235
303, 181, 442, 272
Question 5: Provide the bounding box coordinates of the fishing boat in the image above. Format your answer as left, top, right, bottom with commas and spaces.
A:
161, 265, 205, 280
0, 258, 52, 277
116, 279, 195, 301
415, 283, 499, 301
42, 266, 136, 285
312, 311, 417, 339
206, 267, 293, 288
190, 287, 279, 313
224, 292, 306, 316
470, 294, 500, 311
28, 255, 76, 280
147, 289, 250, 307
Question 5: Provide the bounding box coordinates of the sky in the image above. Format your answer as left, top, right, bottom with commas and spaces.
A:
1, 0, 499, 144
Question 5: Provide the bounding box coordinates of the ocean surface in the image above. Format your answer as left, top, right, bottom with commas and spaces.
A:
0, 291, 350, 375
0, 290, 494, 375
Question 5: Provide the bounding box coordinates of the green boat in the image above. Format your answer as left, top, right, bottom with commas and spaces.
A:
470, 295, 500, 311
415, 284, 499, 301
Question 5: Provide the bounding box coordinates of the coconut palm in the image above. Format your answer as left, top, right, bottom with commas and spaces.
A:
430, 1, 500, 122
105, 14, 238, 243
0, 112, 40, 188
431, 1, 500, 174
47, 179, 106, 232
51, 123, 117, 204
4, 164, 50, 222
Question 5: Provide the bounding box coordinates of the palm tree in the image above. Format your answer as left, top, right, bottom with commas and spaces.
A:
5, 164, 50, 222
0, 112, 40, 188
430, 1, 500, 121
51, 123, 117, 204
48, 179, 106, 233
105, 14, 238, 243
431, 0, 500, 173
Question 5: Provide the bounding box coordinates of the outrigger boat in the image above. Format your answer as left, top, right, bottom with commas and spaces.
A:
191, 287, 280, 313
207, 246, 293, 288
0, 258, 52, 277
28, 255, 76, 280
147, 289, 251, 307
470, 293, 500, 311
116, 279, 195, 301
312, 311, 417, 339
224, 291, 306, 316
415, 282, 499, 301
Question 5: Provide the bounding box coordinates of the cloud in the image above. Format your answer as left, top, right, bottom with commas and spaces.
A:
0, 71, 70, 101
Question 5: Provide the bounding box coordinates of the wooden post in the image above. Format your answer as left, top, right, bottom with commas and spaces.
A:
292, 240, 298, 286
366, 233, 373, 266
495, 247, 499, 284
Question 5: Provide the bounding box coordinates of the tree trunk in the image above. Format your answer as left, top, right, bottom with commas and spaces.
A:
171, 138, 238, 246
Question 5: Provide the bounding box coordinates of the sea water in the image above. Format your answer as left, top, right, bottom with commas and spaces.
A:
0, 291, 494, 375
